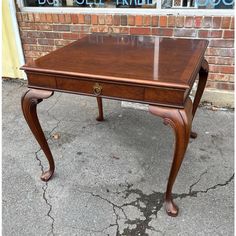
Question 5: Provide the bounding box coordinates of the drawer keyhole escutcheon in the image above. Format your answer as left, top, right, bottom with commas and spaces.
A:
93, 83, 102, 96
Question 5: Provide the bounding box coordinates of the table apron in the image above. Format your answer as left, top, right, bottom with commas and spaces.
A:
27, 73, 188, 108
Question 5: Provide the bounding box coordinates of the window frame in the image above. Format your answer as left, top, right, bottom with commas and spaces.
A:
17, 0, 234, 15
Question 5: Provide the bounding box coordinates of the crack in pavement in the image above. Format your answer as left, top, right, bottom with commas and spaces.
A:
34, 99, 62, 236
35, 151, 55, 236
82, 172, 234, 235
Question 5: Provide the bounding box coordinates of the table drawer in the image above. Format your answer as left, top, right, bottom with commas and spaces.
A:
56, 77, 145, 101
28, 74, 56, 88
144, 87, 185, 107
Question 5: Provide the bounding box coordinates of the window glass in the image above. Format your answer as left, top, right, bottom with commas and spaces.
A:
162, 0, 234, 8
23, 0, 156, 8
24, 0, 234, 8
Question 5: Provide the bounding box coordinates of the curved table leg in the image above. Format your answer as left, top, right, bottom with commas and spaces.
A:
149, 98, 193, 217
21, 89, 55, 182
96, 97, 104, 121
191, 59, 209, 139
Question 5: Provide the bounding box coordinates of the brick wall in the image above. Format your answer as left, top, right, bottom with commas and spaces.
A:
17, 12, 234, 91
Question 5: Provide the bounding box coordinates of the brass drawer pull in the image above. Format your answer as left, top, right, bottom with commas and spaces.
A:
93, 83, 102, 95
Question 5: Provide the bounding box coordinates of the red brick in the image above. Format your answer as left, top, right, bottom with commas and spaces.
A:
23, 44, 31, 51
121, 15, 127, 26
168, 16, 175, 27
210, 40, 234, 48
113, 15, 120, 25
222, 17, 231, 29
36, 24, 53, 31
22, 37, 37, 44
22, 13, 28, 22
215, 57, 234, 65
79, 15, 85, 24
159, 16, 167, 27
230, 17, 234, 29
26, 31, 46, 38
151, 16, 159, 27
98, 15, 105, 25
220, 66, 234, 74
25, 57, 34, 64
202, 17, 212, 28
44, 32, 61, 39
52, 25, 70, 31
37, 46, 55, 52
55, 39, 74, 46
52, 14, 59, 23
40, 14, 47, 23
97, 26, 108, 33
130, 27, 150, 35
28, 13, 34, 22
212, 17, 222, 29
206, 80, 234, 90
220, 47, 235, 56
194, 16, 202, 28
152, 28, 173, 36
19, 22, 35, 30
213, 74, 234, 82
113, 15, 121, 26
209, 65, 221, 73
128, 15, 135, 26
135, 16, 143, 26
224, 30, 234, 38
16, 12, 22, 22
198, 30, 208, 38
198, 30, 222, 38
45, 14, 53, 23
105, 15, 113, 25
84, 15, 91, 24
91, 15, 98, 25
58, 14, 65, 23
91, 26, 108, 33
209, 65, 234, 74
211, 30, 223, 38
71, 14, 78, 24
65, 14, 71, 24
24, 50, 46, 58
143, 16, 151, 26
63, 33, 79, 40
185, 16, 193, 28
174, 29, 196, 37
111, 27, 129, 34
71, 25, 90, 33
38, 38, 54, 45
176, 16, 184, 28
34, 13, 41, 23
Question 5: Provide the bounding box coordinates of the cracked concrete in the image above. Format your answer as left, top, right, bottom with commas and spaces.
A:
2, 79, 234, 236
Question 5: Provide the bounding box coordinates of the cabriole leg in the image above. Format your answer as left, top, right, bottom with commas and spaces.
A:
149, 98, 193, 216
21, 89, 55, 182
191, 59, 209, 139
96, 97, 104, 121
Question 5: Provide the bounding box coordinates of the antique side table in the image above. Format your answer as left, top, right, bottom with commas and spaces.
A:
21, 34, 209, 217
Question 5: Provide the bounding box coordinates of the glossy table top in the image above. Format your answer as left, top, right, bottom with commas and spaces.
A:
22, 34, 208, 89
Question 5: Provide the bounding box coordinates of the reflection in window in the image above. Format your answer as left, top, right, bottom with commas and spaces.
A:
162, 0, 234, 8
23, 0, 157, 8
24, 0, 234, 8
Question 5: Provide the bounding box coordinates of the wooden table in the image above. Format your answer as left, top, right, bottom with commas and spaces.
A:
21, 34, 209, 217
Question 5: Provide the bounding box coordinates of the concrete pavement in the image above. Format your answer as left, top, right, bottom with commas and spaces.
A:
2, 79, 234, 236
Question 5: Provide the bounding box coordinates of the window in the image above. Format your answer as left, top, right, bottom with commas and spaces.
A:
22, 0, 234, 9
162, 0, 234, 8
23, 0, 157, 8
